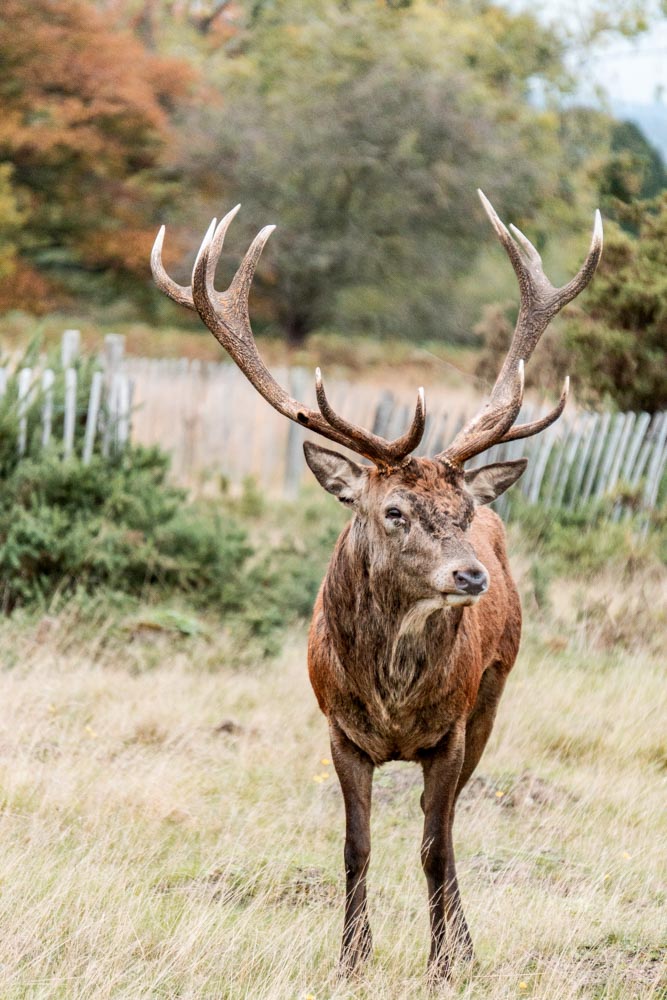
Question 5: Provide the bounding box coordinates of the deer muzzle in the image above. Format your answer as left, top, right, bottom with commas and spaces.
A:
431, 560, 489, 603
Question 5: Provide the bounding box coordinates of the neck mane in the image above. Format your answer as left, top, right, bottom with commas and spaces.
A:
322, 521, 463, 705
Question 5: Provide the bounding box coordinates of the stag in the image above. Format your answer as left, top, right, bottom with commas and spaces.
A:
151, 192, 602, 979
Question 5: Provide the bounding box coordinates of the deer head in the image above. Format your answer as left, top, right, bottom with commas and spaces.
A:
152, 192, 602, 606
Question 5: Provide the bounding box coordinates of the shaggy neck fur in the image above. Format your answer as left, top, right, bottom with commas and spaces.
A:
322, 520, 464, 708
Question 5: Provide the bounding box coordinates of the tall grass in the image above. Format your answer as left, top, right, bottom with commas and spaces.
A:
0, 539, 664, 998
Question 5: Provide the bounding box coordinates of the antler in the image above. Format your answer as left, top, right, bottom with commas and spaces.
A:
437, 190, 603, 467
151, 207, 426, 471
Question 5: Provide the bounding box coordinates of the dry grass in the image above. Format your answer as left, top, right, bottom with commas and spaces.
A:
0, 604, 664, 999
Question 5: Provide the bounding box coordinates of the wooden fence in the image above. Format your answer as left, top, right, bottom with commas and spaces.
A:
0, 330, 133, 462
2, 333, 666, 520
125, 355, 667, 519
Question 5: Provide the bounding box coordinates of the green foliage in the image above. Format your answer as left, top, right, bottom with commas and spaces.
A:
241, 494, 345, 652
0, 163, 24, 279
511, 497, 664, 578
0, 447, 249, 612
600, 120, 667, 215
0, 344, 103, 478
169, 0, 578, 344
563, 195, 667, 411
1, 0, 659, 343
0, 364, 351, 652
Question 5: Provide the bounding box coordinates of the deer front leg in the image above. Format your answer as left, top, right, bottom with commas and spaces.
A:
420, 720, 472, 980
329, 720, 374, 976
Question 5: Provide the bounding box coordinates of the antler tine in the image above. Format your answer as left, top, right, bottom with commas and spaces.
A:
208, 204, 242, 287
228, 224, 276, 310
554, 210, 603, 309
438, 193, 602, 467
179, 209, 426, 470
316, 368, 425, 468
477, 190, 528, 287
151, 217, 217, 310
151, 209, 242, 311
496, 376, 569, 445
440, 360, 525, 466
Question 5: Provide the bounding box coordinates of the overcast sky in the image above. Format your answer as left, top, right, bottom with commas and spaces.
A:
508, 0, 667, 106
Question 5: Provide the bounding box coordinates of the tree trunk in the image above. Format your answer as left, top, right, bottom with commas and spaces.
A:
284, 312, 310, 348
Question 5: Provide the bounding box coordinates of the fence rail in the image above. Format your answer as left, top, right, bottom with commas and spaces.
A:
125, 355, 667, 518
2, 333, 666, 520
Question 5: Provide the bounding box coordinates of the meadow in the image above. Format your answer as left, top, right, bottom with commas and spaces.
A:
0, 515, 664, 1000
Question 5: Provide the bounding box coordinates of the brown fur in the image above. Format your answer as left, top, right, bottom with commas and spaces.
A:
306, 455, 522, 978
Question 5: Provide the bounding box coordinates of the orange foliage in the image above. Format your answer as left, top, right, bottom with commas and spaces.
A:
0, 0, 194, 308
0, 261, 64, 315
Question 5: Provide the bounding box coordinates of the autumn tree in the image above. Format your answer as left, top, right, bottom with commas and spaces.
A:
0, 0, 192, 310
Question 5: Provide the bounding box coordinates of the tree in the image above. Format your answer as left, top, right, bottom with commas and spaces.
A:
600, 120, 667, 223
167, 0, 576, 344
563, 195, 667, 411
0, 0, 192, 310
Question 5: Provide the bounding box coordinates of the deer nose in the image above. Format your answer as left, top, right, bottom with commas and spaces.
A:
453, 567, 488, 595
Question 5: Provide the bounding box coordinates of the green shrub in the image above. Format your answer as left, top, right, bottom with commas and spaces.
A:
0, 447, 253, 613
0, 340, 105, 478
509, 495, 664, 578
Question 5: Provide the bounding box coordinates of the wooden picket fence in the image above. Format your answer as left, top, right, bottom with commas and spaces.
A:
124, 355, 667, 520
0, 330, 133, 462
2, 334, 666, 520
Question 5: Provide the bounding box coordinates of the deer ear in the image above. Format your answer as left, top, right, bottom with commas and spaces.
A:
303, 442, 367, 504
464, 458, 527, 506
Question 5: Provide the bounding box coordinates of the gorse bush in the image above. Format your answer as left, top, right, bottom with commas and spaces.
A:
0, 379, 348, 653
0, 346, 258, 627
0, 448, 251, 613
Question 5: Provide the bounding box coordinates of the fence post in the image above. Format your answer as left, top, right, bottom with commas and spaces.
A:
82, 370, 103, 464
41, 368, 55, 448
63, 368, 77, 458
642, 413, 667, 511
594, 412, 626, 500
579, 411, 611, 505
103, 334, 125, 384
621, 412, 651, 485
284, 367, 307, 498
102, 334, 125, 456
371, 391, 395, 437
525, 429, 556, 505
61, 329, 81, 368
567, 413, 597, 510
552, 415, 586, 508
17, 367, 32, 456
116, 374, 131, 450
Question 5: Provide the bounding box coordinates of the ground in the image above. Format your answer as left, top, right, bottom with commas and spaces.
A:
0, 593, 664, 1000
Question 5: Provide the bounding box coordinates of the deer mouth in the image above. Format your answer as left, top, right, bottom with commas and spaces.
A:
444, 593, 482, 607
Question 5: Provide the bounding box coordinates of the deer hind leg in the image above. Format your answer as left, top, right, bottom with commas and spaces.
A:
456, 661, 507, 801
329, 721, 374, 976
420, 720, 472, 981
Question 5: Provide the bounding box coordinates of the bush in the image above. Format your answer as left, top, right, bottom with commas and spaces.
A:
0, 380, 352, 655
0, 448, 253, 613
511, 497, 664, 575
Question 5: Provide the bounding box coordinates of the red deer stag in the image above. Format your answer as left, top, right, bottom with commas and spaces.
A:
151, 192, 602, 979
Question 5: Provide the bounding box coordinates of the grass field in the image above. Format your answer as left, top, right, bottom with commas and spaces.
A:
0, 558, 665, 999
